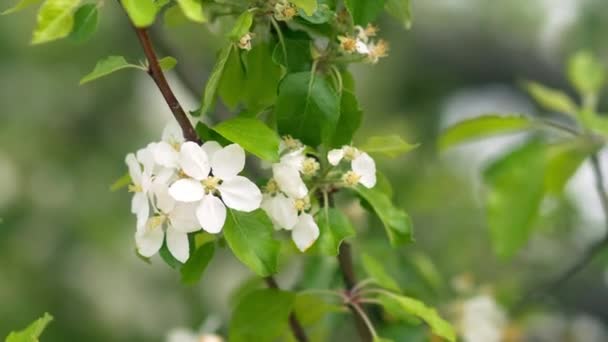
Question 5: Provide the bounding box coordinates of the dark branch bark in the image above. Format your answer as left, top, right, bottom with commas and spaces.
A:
264, 277, 309, 342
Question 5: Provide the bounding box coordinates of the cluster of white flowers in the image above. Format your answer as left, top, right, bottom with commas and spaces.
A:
338, 24, 389, 64
126, 122, 262, 263
459, 295, 507, 342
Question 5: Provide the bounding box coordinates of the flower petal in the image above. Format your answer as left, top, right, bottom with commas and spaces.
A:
261, 193, 298, 230
168, 178, 205, 202
292, 213, 320, 252
327, 149, 345, 166
166, 226, 189, 263
272, 163, 308, 199
218, 176, 262, 212
125, 153, 142, 185
211, 144, 245, 179
135, 222, 164, 258
153, 141, 179, 168
179, 142, 210, 180
280, 147, 305, 171
352, 153, 376, 188
131, 192, 149, 229
162, 120, 184, 145
202, 141, 222, 160
137, 143, 157, 174
169, 202, 201, 233
196, 195, 227, 234
355, 40, 370, 54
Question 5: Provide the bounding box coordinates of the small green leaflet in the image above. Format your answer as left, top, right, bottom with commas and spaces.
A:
524, 81, 578, 115
567, 51, 605, 96
163, 4, 187, 28
309, 208, 355, 256
122, 0, 157, 27
31, 0, 81, 44
2, 0, 42, 15
439, 115, 532, 151
199, 44, 233, 116
110, 172, 131, 192
292, 293, 342, 326
344, 0, 386, 26
180, 241, 215, 285
361, 253, 401, 293
229, 11, 253, 41
69, 3, 98, 42
80, 56, 144, 85
385, 0, 412, 29
544, 137, 598, 194
212, 117, 281, 162
291, 0, 317, 16
361, 135, 418, 158
176, 0, 205, 23
5, 312, 53, 342
158, 56, 178, 71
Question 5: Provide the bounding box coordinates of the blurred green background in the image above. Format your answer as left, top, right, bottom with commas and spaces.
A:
3, 0, 608, 340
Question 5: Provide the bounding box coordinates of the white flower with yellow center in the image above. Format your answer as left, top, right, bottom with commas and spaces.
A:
238, 32, 254, 51
328, 146, 376, 188
126, 152, 152, 229
168, 141, 262, 234
152, 121, 185, 170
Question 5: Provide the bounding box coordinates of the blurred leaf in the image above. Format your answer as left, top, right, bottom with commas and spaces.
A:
122, 0, 157, 27
293, 293, 341, 326
230, 289, 295, 342
243, 43, 283, 113
229, 11, 253, 41
310, 208, 356, 256
163, 4, 187, 27
292, 0, 317, 16
376, 292, 456, 342
158, 56, 177, 71
332, 90, 363, 147
385, 0, 411, 29
31, 0, 81, 44
354, 186, 414, 246
68, 3, 97, 42
579, 110, 608, 137
568, 51, 605, 96
374, 337, 394, 342
2, 0, 42, 15
175, 0, 205, 23
276, 72, 340, 147
212, 117, 281, 162
483, 139, 545, 259
200, 44, 233, 115
375, 171, 393, 199
6, 313, 53, 342
345, 0, 385, 25
109, 172, 131, 192
362, 253, 401, 292
525, 82, 577, 114
361, 135, 418, 158
410, 253, 443, 293
545, 138, 598, 194
80, 56, 143, 84
297, 4, 333, 24
180, 241, 215, 285
224, 209, 279, 277
439, 115, 532, 151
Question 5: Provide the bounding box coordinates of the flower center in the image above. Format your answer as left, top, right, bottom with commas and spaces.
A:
301, 158, 320, 176
343, 171, 361, 186
294, 197, 310, 212
344, 147, 359, 161
282, 135, 302, 151
265, 179, 280, 195
338, 36, 357, 53
202, 176, 221, 194
128, 184, 142, 193
148, 215, 166, 230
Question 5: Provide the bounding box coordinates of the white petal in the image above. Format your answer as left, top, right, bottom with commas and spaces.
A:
218, 176, 262, 212
154, 167, 176, 185
137, 143, 157, 174
125, 153, 142, 185
152, 181, 175, 213
135, 222, 164, 257
140, 172, 153, 193
179, 142, 210, 180
280, 147, 306, 171
261, 193, 298, 230
169, 202, 201, 233
355, 40, 370, 54
352, 153, 376, 188
202, 141, 223, 160
168, 179, 205, 202
166, 227, 189, 263
196, 195, 227, 234
211, 144, 245, 179
328, 149, 345, 166
292, 213, 320, 252
153, 141, 179, 168
272, 163, 308, 199
162, 120, 184, 145
131, 192, 149, 228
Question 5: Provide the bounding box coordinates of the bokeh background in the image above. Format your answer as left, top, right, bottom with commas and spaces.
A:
3, 0, 608, 340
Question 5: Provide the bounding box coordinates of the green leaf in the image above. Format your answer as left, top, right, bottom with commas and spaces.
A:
297, 4, 333, 24
230, 289, 296, 342
310, 208, 355, 256
272, 35, 312, 73
80, 56, 143, 84
6, 313, 53, 342
567, 51, 605, 96
243, 43, 283, 113
354, 186, 414, 246
344, 0, 385, 26
229, 11, 253, 41
159, 240, 183, 269
2, 0, 42, 15
200, 44, 233, 116
483, 139, 545, 259
31, 0, 81, 44
224, 209, 280, 277
69, 4, 98, 42
545, 138, 598, 194
332, 90, 363, 146
109, 172, 131, 192
212, 117, 281, 162
291, 0, 317, 16
122, 0, 157, 27
163, 4, 187, 27
293, 293, 341, 326
180, 241, 215, 285
438, 115, 532, 151
218, 46, 245, 109
195, 122, 230, 145
385, 0, 412, 29
361, 253, 401, 292
361, 135, 418, 158
376, 292, 456, 342
525, 82, 578, 115
276, 72, 340, 147
158, 56, 178, 71
175, 0, 205, 23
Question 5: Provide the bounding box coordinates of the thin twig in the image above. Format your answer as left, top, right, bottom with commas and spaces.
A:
264, 277, 309, 342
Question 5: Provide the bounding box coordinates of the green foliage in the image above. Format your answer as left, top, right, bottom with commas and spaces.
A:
230, 289, 296, 342
361, 135, 418, 158
439, 115, 532, 151
345, 0, 386, 26
333, 90, 363, 146
31, 0, 81, 44
200, 44, 233, 115
229, 11, 253, 41
122, 0, 157, 28
212, 117, 281, 162
175, 0, 205, 23
180, 241, 215, 285
525, 81, 578, 114
293, 293, 341, 326
160, 240, 184, 268
218, 46, 245, 109
385, 0, 412, 29
243, 43, 283, 112
276, 72, 340, 147
6, 313, 53, 342
109, 172, 131, 192
354, 186, 414, 246
567, 51, 605, 97
69, 4, 98, 43
158, 56, 178, 71
272, 34, 313, 73
291, 0, 317, 16
544, 137, 599, 194
310, 208, 356, 256
80, 56, 144, 84
362, 253, 401, 292
2, 0, 42, 15
223, 209, 279, 277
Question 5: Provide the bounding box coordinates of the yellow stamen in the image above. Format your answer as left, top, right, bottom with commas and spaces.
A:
343, 171, 361, 186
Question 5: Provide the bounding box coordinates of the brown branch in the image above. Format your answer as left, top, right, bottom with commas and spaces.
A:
264, 277, 309, 342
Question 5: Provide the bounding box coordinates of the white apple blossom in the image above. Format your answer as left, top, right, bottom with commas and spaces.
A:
459, 295, 507, 342
168, 141, 262, 234
328, 146, 377, 188
152, 121, 185, 170
126, 153, 152, 229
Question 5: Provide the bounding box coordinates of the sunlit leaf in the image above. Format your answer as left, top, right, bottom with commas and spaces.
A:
80, 56, 143, 84
158, 56, 177, 71
291, 0, 317, 16
2, 0, 42, 15
567, 51, 605, 96
439, 115, 532, 151
212, 117, 281, 162
361, 135, 418, 158
31, 0, 81, 44
122, 0, 157, 27
69, 3, 98, 42
545, 137, 599, 194
525, 81, 577, 115
6, 313, 53, 342
229, 11, 253, 41
176, 0, 205, 23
